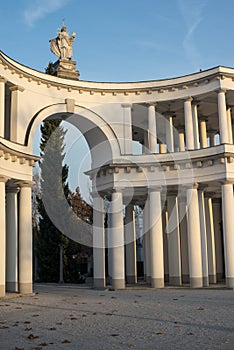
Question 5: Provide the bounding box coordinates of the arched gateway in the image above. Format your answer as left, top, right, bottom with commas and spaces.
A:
1, 46, 234, 297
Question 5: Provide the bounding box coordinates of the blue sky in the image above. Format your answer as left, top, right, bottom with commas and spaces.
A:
1, 0, 234, 82
1, 0, 234, 198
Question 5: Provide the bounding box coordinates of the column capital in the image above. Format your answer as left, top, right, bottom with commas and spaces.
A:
14, 180, 35, 188
163, 111, 176, 118
9, 85, 25, 93
219, 180, 234, 185
208, 128, 217, 134
192, 99, 200, 106
6, 185, 20, 194
185, 182, 199, 190
177, 125, 185, 133
197, 183, 207, 191
148, 102, 157, 108
216, 88, 227, 94
199, 116, 208, 122
204, 191, 216, 198
0, 175, 9, 183
112, 187, 124, 194
121, 103, 132, 109
184, 96, 193, 102
0, 76, 7, 83
148, 185, 162, 193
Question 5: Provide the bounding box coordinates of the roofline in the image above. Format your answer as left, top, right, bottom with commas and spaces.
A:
1, 50, 234, 90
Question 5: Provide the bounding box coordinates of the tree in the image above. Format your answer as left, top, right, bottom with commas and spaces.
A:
34, 64, 93, 282
35, 119, 70, 282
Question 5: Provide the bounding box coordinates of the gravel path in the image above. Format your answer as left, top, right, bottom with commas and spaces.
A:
0, 284, 234, 350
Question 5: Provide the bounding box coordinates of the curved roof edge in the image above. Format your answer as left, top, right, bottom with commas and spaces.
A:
1, 50, 234, 90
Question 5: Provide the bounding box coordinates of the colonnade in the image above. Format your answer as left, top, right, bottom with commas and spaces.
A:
133, 90, 234, 155
93, 181, 234, 289
0, 178, 34, 297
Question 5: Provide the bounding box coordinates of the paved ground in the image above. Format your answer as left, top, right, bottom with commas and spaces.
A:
0, 283, 234, 350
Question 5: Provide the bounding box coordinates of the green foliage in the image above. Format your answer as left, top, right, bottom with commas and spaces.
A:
35, 119, 68, 282
35, 119, 93, 282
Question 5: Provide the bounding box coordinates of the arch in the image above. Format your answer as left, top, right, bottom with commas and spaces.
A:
25, 103, 121, 168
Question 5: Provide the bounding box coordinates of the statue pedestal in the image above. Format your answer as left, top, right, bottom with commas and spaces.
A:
53, 59, 80, 80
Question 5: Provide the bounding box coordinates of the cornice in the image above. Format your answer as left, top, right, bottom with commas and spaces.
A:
1, 51, 234, 99
0, 141, 40, 167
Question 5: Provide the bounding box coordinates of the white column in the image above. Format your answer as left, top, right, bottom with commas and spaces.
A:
165, 114, 175, 153
209, 131, 216, 147
221, 182, 234, 288
6, 184, 19, 292
159, 143, 166, 154
9, 85, 24, 142
107, 204, 112, 280
17, 181, 34, 294
93, 193, 106, 289
148, 104, 157, 153
178, 127, 185, 152
166, 195, 182, 286
213, 199, 224, 281
143, 130, 150, 154
200, 118, 208, 148
0, 176, 8, 297
205, 196, 217, 284
122, 104, 132, 155
162, 209, 169, 283
149, 188, 164, 288
187, 184, 203, 287
178, 197, 189, 284
218, 89, 229, 144
0, 77, 6, 138
198, 188, 209, 287
227, 108, 233, 144
125, 205, 137, 284
143, 199, 151, 283
184, 97, 195, 150
110, 190, 125, 289
192, 103, 200, 149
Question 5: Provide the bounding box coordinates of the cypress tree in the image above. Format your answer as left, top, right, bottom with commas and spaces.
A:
36, 119, 70, 282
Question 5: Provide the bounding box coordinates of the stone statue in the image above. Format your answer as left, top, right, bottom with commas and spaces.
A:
50, 26, 76, 60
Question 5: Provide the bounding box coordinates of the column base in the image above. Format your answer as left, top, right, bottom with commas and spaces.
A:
93, 278, 106, 289
190, 277, 203, 288
19, 283, 32, 294
126, 275, 137, 284
182, 274, 190, 284
226, 277, 234, 288
169, 276, 182, 286
203, 276, 209, 287
112, 279, 125, 290
145, 276, 151, 284
6, 281, 18, 293
216, 272, 225, 282
209, 275, 217, 284
151, 278, 164, 288
0, 285, 5, 297
164, 274, 169, 283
